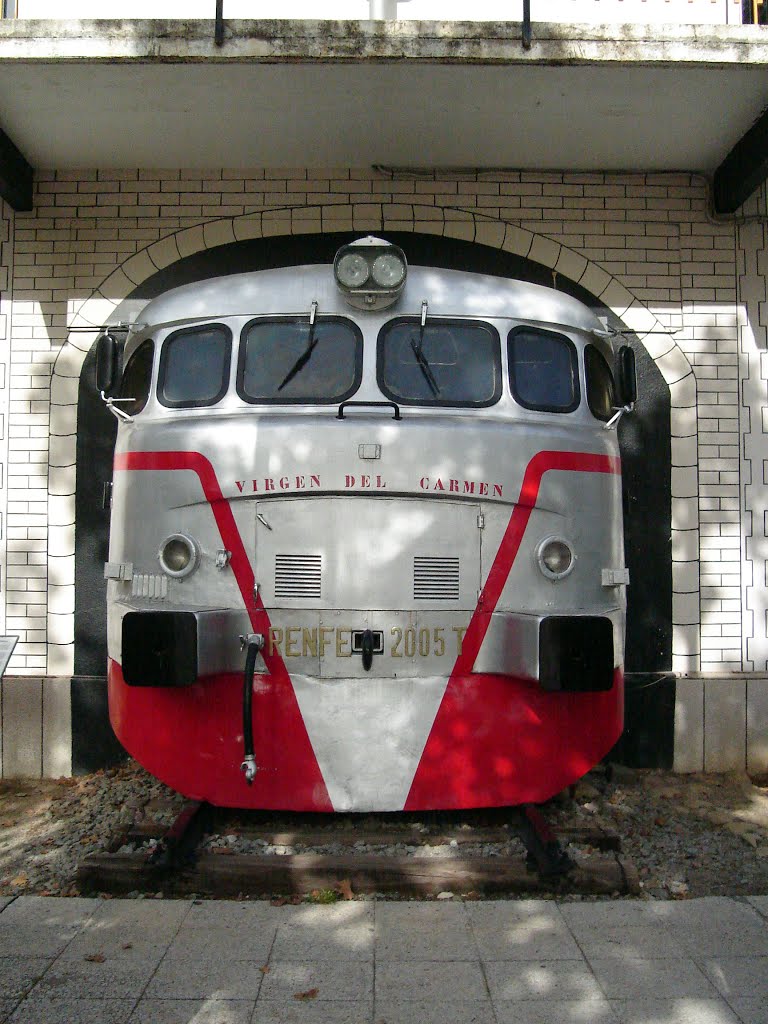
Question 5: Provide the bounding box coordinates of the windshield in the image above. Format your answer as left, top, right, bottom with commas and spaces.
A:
377, 318, 501, 407
237, 317, 362, 404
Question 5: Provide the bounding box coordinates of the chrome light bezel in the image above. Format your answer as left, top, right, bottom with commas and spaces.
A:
536, 536, 575, 581
158, 533, 200, 578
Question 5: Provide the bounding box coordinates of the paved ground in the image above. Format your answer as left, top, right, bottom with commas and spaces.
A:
2, 894, 768, 1023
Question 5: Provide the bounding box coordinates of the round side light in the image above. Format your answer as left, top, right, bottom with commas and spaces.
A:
371, 251, 406, 288
336, 252, 370, 289
158, 534, 199, 578
536, 537, 574, 580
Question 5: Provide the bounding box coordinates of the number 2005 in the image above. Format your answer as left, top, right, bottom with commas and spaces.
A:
390, 626, 467, 658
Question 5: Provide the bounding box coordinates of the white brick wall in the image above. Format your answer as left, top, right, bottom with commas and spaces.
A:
2, 165, 768, 774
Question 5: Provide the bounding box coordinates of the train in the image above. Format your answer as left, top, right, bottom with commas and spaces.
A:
96, 235, 636, 812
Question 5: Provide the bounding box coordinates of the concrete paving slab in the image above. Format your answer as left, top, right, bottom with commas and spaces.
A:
747, 896, 768, 919
699, 956, 768, 999
0, 899, 13, 913
725, 997, 768, 1024
484, 959, 604, 1002
651, 898, 768, 956
144, 958, 266, 1001
177, 900, 279, 929
31, 957, 158, 1001
468, 901, 583, 960
259, 961, 372, 1002
573, 924, 686, 960
494, 999, 618, 1024
270, 903, 374, 962
251, 1001, 373, 1023
374, 960, 487, 1002
372, 1000, 495, 1024
0, 999, 17, 1024
61, 898, 190, 962
608, 998, 742, 1023
0, 957, 53, 1001
375, 902, 475, 961
559, 900, 675, 929
128, 998, 255, 1023
7, 995, 135, 1024
165, 926, 275, 963
588, 957, 719, 1001
0, 897, 99, 957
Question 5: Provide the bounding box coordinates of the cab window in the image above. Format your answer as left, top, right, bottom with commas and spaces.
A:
237, 317, 362, 404
158, 325, 231, 408
585, 344, 616, 422
377, 318, 501, 407
508, 327, 579, 413
119, 339, 154, 415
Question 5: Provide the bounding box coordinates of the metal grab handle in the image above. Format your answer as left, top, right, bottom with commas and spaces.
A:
336, 400, 401, 421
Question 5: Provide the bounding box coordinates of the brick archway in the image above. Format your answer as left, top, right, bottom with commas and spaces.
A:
48, 204, 698, 678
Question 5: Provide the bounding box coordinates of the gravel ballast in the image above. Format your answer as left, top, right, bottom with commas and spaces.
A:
2, 760, 768, 900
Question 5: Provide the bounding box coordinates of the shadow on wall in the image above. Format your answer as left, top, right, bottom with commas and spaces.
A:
73, 231, 673, 771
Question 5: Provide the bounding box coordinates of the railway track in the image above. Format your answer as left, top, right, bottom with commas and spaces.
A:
76, 802, 640, 898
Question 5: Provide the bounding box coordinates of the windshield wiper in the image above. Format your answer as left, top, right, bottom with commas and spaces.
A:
410, 300, 440, 397
278, 301, 319, 392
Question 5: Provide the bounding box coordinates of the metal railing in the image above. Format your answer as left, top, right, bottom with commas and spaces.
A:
214, 0, 532, 45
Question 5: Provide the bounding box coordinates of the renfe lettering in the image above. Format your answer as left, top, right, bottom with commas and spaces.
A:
268, 624, 469, 659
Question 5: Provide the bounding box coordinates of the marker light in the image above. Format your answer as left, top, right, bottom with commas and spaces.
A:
537, 537, 574, 580
333, 236, 407, 311
158, 534, 199, 578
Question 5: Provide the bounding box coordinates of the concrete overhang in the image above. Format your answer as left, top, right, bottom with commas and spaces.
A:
0, 19, 766, 210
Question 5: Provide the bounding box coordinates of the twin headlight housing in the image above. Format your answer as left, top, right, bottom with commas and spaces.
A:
334, 237, 407, 310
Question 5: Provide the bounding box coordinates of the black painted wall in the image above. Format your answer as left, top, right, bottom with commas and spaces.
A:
74, 232, 673, 769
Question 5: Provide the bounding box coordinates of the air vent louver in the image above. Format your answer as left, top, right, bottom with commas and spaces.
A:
413, 556, 460, 601
275, 554, 322, 600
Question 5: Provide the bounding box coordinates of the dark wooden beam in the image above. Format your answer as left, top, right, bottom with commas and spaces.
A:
0, 124, 32, 212
713, 105, 768, 215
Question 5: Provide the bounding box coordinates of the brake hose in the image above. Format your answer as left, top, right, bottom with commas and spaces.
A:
239, 633, 264, 784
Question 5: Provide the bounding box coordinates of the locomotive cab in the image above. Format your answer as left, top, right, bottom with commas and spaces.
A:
100, 238, 632, 811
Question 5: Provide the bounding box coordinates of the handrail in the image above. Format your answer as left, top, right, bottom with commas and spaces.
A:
336, 400, 402, 420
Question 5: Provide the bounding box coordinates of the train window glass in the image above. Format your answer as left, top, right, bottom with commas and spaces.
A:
585, 344, 616, 422
508, 327, 579, 413
377, 319, 501, 407
119, 339, 154, 415
237, 317, 362, 404
158, 325, 232, 408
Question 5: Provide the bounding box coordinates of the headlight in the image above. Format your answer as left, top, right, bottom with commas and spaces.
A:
158, 534, 199, 578
372, 252, 406, 288
537, 537, 574, 580
336, 252, 370, 288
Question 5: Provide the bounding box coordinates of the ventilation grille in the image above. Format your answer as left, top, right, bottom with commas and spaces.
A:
132, 574, 168, 600
275, 554, 322, 600
413, 556, 460, 601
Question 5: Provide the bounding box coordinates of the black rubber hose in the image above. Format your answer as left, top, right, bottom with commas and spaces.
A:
242, 640, 259, 763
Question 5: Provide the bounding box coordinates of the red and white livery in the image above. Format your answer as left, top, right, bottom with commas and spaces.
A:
97, 237, 635, 811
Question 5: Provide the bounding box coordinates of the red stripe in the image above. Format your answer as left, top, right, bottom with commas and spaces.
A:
404, 449, 621, 809
456, 450, 620, 673
113, 450, 333, 810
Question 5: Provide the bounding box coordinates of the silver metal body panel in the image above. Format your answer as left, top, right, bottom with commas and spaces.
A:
108, 261, 625, 699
